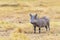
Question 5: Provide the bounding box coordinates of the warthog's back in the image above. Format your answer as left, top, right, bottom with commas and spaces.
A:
41, 16, 49, 22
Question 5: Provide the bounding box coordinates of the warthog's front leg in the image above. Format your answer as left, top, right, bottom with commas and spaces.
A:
39, 27, 41, 33
34, 26, 36, 33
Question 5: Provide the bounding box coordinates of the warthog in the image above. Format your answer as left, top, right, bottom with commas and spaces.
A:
30, 14, 50, 33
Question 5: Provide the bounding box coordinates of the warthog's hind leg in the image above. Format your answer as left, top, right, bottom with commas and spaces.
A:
45, 26, 48, 31
39, 27, 41, 33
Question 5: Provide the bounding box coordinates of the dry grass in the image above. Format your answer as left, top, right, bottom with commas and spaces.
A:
0, 0, 59, 40
0, 20, 60, 40
0, 21, 30, 40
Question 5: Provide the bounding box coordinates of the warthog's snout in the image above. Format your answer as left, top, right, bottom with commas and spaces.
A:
30, 20, 37, 24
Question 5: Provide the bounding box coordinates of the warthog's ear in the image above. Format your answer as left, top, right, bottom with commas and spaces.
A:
30, 14, 32, 17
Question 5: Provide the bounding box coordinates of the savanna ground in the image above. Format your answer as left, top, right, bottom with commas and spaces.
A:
0, 0, 60, 40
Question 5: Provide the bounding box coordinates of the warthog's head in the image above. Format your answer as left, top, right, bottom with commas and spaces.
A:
30, 13, 37, 24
